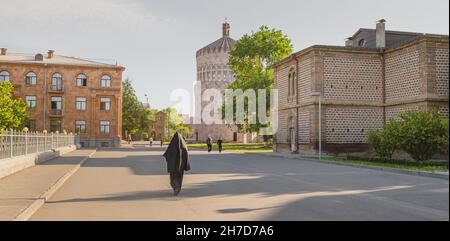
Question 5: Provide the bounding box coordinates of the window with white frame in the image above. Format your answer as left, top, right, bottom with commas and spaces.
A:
101, 75, 111, 88
0, 70, 10, 82
100, 120, 110, 134
76, 74, 87, 87
26, 72, 37, 85
26, 96, 37, 109
76, 97, 87, 110
51, 73, 63, 91
75, 120, 86, 134
100, 97, 111, 111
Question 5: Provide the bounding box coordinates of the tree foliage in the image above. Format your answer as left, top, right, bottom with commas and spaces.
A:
368, 109, 449, 162
225, 25, 293, 134
162, 107, 187, 139
0, 81, 28, 130
122, 79, 156, 139
368, 119, 401, 160
397, 109, 448, 162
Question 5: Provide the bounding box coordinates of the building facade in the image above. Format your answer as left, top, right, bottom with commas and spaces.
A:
0, 49, 125, 147
273, 20, 449, 155
193, 22, 241, 143
148, 111, 166, 141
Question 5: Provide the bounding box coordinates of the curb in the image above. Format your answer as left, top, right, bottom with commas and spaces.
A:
13, 149, 97, 221
252, 153, 449, 180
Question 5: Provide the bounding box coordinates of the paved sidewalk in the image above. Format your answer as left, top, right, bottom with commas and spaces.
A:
0, 149, 96, 221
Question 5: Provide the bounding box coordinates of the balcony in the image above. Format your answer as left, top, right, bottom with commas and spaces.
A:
49, 109, 63, 117
48, 85, 65, 93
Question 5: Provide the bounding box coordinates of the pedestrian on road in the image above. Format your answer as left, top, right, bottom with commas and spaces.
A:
206, 136, 213, 153
217, 137, 223, 153
163, 132, 191, 196
127, 134, 132, 144
149, 137, 153, 147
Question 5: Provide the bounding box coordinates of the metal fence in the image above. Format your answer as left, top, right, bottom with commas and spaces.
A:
0, 129, 77, 160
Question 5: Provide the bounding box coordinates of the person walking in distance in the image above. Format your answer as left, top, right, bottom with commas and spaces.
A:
206, 136, 213, 153
217, 137, 223, 153
127, 134, 132, 144
163, 132, 191, 196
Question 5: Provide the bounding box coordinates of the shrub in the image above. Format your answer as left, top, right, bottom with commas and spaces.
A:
368, 119, 401, 160
397, 109, 449, 162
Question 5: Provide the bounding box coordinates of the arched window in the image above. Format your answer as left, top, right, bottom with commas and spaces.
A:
358, 39, 366, 47
76, 74, 87, 87
51, 73, 62, 91
101, 75, 111, 88
0, 70, 10, 82
26, 72, 37, 85
288, 68, 296, 97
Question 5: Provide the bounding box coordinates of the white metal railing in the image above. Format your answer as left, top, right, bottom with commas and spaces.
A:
0, 129, 77, 160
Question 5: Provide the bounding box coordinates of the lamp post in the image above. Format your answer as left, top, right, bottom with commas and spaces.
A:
144, 94, 150, 108
311, 92, 322, 160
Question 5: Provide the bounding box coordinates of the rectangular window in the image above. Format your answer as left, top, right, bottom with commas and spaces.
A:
76, 97, 87, 111
50, 119, 62, 133
100, 121, 110, 134
26, 96, 37, 109
100, 97, 111, 111
75, 120, 86, 134
27, 120, 36, 132
51, 96, 62, 110
26, 75, 37, 85
77, 76, 87, 87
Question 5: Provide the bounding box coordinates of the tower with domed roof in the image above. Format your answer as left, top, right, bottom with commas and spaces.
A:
193, 21, 242, 142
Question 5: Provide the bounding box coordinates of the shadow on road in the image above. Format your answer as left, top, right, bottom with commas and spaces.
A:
41, 147, 449, 220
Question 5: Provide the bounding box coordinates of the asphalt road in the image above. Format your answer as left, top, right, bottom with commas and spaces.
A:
30, 146, 449, 221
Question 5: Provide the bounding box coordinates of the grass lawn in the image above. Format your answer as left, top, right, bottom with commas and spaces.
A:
316, 156, 449, 172
187, 143, 273, 153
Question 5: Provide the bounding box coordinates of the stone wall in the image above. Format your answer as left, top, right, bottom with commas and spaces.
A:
385, 46, 421, 101
323, 54, 383, 102
325, 107, 384, 144
435, 48, 449, 97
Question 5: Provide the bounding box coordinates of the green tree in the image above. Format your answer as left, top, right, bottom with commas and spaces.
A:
397, 109, 448, 162
0, 81, 28, 130
162, 108, 184, 139
122, 79, 156, 139
368, 119, 401, 160
225, 25, 293, 135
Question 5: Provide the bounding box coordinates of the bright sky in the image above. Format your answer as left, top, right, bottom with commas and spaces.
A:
1, 0, 449, 114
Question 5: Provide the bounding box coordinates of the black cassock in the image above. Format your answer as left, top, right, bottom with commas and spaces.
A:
163, 132, 191, 195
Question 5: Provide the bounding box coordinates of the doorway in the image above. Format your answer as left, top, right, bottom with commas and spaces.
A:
289, 128, 296, 152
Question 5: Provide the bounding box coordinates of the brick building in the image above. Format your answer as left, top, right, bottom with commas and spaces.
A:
148, 111, 166, 141
272, 20, 449, 154
0, 49, 125, 147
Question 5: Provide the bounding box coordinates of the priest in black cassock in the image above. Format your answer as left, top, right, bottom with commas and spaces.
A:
163, 132, 191, 196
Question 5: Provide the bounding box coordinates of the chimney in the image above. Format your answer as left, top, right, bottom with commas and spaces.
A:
376, 19, 386, 48
1, 48, 7, 56
222, 21, 230, 37
47, 50, 55, 59
345, 37, 354, 47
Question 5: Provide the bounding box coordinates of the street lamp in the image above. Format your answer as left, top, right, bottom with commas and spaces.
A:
144, 94, 150, 108
311, 92, 322, 160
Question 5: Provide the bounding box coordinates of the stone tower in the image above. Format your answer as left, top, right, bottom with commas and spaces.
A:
193, 21, 239, 142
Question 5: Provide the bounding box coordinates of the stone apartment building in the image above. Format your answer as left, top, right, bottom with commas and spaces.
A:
0, 49, 125, 147
273, 20, 449, 154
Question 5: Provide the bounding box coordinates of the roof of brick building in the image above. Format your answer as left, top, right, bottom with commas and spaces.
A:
0, 52, 123, 69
